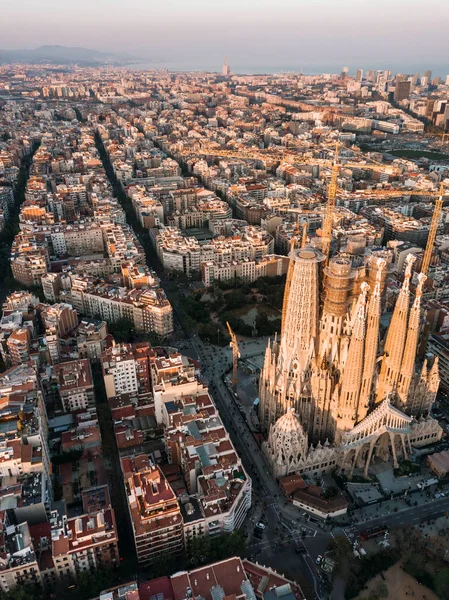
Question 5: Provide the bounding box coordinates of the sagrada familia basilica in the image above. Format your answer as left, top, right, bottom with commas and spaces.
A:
260, 249, 442, 479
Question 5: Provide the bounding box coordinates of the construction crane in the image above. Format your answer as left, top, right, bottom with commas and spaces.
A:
425, 131, 449, 144
421, 183, 446, 275
226, 322, 240, 389
320, 142, 341, 264
286, 189, 447, 209
301, 222, 308, 248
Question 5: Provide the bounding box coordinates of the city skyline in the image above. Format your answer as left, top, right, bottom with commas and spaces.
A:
2, 0, 449, 73
2, 16, 449, 595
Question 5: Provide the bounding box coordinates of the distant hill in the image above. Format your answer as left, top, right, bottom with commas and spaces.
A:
0, 45, 139, 66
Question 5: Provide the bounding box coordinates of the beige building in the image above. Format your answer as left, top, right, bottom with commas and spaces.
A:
50, 507, 119, 581
261, 251, 442, 480
53, 359, 95, 412
121, 456, 184, 565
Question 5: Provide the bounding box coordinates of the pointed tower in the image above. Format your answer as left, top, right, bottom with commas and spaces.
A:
398, 272, 426, 406
377, 253, 416, 402
279, 248, 325, 373
335, 282, 369, 436
424, 357, 440, 415
359, 257, 386, 416
319, 257, 354, 361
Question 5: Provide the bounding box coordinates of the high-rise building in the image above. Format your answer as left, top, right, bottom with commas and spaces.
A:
394, 80, 411, 101
424, 69, 432, 81
223, 57, 230, 77
355, 69, 363, 82
340, 66, 349, 79
260, 249, 442, 479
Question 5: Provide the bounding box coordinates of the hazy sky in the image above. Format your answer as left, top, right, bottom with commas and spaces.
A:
2, 0, 449, 73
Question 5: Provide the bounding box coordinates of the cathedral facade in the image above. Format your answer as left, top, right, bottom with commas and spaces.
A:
260, 249, 442, 479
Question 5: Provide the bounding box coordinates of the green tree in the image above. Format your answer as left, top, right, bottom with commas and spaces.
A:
434, 568, 449, 600
0, 584, 44, 600
110, 317, 136, 343
224, 290, 247, 310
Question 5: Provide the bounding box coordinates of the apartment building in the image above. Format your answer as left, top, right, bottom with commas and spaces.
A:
151, 227, 201, 277
11, 248, 49, 287
153, 225, 274, 279
41, 272, 61, 302
103, 223, 145, 270
164, 391, 252, 537
0, 486, 119, 593
0, 521, 42, 593
101, 343, 155, 399
166, 557, 305, 600
53, 359, 94, 412
50, 504, 118, 580
68, 276, 173, 338
6, 328, 31, 365
63, 223, 104, 256
201, 254, 289, 286
122, 262, 159, 289
41, 303, 78, 336
0, 366, 52, 523
76, 318, 109, 362
121, 455, 184, 565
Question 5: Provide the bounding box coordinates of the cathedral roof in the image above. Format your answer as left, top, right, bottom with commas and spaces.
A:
272, 407, 307, 442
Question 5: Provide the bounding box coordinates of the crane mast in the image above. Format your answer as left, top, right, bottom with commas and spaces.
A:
226, 322, 240, 388
301, 222, 308, 248
321, 143, 340, 264
422, 183, 445, 275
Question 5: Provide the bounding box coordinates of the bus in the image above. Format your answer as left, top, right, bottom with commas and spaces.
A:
360, 524, 388, 541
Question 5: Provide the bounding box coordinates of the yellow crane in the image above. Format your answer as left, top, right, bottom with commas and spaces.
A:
177, 142, 401, 174
425, 131, 449, 144
320, 142, 341, 264
318, 143, 445, 263
226, 321, 240, 388
421, 183, 446, 275
301, 222, 308, 248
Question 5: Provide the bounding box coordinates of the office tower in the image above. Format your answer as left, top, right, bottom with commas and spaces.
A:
222, 57, 230, 77
424, 69, 432, 80
394, 80, 411, 101
355, 69, 363, 82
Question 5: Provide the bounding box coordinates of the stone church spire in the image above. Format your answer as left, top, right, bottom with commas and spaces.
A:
279, 248, 325, 372
359, 257, 386, 416
377, 253, 415, 401
398, 272, 426, 405
336, 282, 368, 435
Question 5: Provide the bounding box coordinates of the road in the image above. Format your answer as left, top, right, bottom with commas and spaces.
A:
178, 333, 449, 599
184, 334, 327, 599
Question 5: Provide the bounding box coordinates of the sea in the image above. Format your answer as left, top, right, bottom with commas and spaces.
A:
123, 61, 449, 78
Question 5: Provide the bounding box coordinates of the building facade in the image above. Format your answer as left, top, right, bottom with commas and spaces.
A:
260, 250, 442, 479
